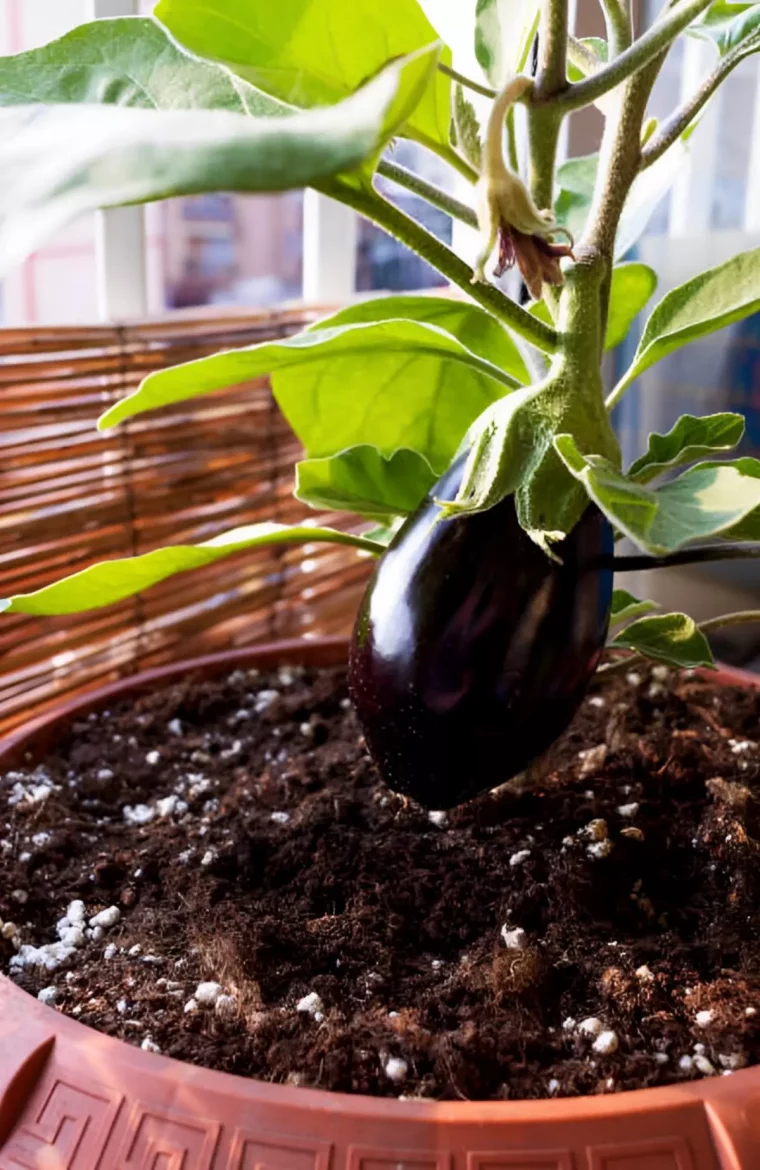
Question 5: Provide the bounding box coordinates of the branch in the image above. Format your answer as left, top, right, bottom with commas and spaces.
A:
611, 543, 760, 571
317, 178, 560, 353
527, 0, 568, 209
600, 0, 632, 56
376, 159, 478, 229
567, 35, 607, 73
554, 0, 713, 111
534, 0, 569, 98
583, 53, 663, 258
641, 31, 760, 167
438, 62, 495, 100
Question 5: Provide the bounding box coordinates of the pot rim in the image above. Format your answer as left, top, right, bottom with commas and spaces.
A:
1, 636, 759, 1123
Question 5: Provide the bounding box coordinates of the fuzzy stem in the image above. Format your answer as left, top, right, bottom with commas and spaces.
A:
376, 159, 479, 229
554, 0, 712, 111
438, 62, 496, 100
641, 32, 760, 167
534, 0, 569, 97
600, 0, 633, 56
318, 178, 560, 352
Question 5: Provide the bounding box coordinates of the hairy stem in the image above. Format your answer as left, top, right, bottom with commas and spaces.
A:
641, 32, 760, 167
554, 0, 712, 111
535, 0, 570, 97
600, 0, 632, 56
438, 61, 496, 100
377, 159, 478, 229
584, 56, 663, 258
318, 178, 560, 352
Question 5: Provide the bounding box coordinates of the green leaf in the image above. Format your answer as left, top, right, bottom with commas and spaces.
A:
439, 370, 620, 543
0, 17, 281, 115
296, 445, 436, 517
555, 436, 760, 555
610, 589, 660, 625
690, 1, 760, 53
567, 36, 608, 81
154, 0, 453, 162
611, 613, 714, 669
0, 46, 439, 274
0, 524, 382, 617
612, 247, 760, 400
475, 0, 540, 85
452, 84, 482, 173
555, 133, 692, 260
99, 319, 519, 474
310, 294, 529, 383
627, 413, 745, 482
605, 263, 658, 350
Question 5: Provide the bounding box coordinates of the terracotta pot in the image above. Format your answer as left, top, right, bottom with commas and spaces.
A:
1, 638, 759, 1170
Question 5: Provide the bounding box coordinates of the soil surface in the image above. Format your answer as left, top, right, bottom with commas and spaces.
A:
3, 662, 760, 1101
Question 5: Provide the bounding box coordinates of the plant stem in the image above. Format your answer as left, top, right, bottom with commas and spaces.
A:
526, 0, 568, 210
567, 34, 605, 73
318, 178, 560, 353
438, 62, 496, 100
599, 610, 760, 677
600, 0, 632, 56
376, 159, 478, 229
583, 56, 663, 258
554, 0, 712, 111
611, 543, 760, 571
534, 0, 569, 97
432, 142, 480, 185
641, 31, 760, 167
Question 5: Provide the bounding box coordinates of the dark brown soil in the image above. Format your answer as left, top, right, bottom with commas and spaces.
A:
3, 661, 760, 1101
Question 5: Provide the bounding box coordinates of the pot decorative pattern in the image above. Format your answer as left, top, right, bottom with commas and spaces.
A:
1, 643, 759, 1170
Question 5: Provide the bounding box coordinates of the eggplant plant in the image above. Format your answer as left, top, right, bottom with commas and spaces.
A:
2, 0, 760, 806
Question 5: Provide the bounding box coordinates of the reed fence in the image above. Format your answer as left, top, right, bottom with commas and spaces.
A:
0, 306, 372, 733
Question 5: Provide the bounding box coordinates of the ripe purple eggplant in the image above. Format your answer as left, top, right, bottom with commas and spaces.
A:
349, 456, 613, 808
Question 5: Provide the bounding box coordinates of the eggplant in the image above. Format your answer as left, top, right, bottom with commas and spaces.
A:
349, 455, 613, 808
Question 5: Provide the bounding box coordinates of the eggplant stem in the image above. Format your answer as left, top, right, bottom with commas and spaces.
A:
609, 544, 760, 572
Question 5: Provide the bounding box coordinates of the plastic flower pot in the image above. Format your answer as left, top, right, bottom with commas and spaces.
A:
1, 638, 759, 1169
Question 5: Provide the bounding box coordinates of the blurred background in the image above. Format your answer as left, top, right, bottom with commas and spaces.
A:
1, 0, 760, 668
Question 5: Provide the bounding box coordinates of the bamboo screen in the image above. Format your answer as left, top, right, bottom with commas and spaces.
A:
0, 306, 373, 734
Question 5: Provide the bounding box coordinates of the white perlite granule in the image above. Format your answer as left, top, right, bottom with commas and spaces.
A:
578, 1017, 603, 1038
383, 1056, 408, 1083
500, 925, 527, 950
509, 849, 531, 867
296, 991, 324, 1017
89, 906, 121, 929
592, 1030, 619, 1055
194, 981, 223, 1006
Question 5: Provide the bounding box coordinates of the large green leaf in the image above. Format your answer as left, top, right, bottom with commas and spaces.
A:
605, 263, 658, 350
296, 446, 436, 516
311, 294, 529, 382
99, 319, 519, 474
474, 0, 540, 85
627, 413, 745, 483
610, 589, 660, 625
555, 435, 760, 555
612, 247, 760, 400
611, 613, 714, 669
0, 46, 439, 275
0, 524, 382, 617
0, 17, 281, 115
154, 0, 453, 161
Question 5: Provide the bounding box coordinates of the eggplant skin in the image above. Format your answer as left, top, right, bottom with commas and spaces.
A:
349, 456, 614, 809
